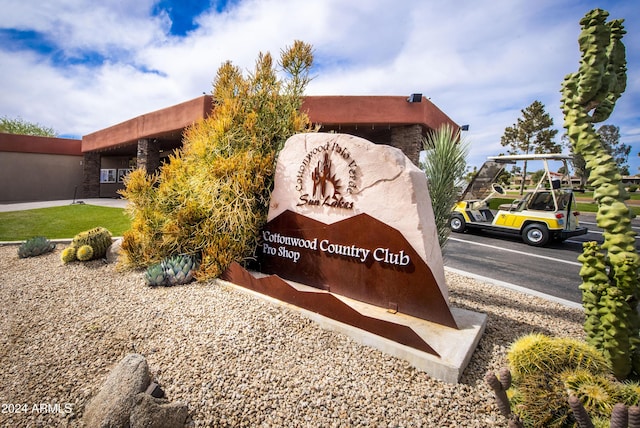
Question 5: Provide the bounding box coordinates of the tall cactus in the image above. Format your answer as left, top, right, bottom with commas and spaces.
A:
560, 8, 639, 379
577, 242, 609, 349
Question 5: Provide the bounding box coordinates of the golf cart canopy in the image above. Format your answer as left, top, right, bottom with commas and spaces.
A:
487, 153, 574, 162
459, 153, 575, 201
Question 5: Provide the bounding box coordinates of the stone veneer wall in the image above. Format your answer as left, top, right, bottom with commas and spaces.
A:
79, 124, 426, 198
390, 125, 423, 166
83, 152, 101, 198
136, 139, 160, 173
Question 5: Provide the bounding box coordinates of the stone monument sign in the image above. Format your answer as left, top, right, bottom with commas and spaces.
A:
222, 133, 487, 381
263, 133, 455, 327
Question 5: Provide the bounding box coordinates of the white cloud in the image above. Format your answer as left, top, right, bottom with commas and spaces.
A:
2, 0, 165, 55
0, 0, 638, 171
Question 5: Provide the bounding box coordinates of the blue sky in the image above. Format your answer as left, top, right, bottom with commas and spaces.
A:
1, 0, 638, 173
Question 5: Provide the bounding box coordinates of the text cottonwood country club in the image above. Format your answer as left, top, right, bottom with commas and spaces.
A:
262, 231, 410, 266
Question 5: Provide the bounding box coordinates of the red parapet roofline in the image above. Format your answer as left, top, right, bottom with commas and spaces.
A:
0, 133, 82, 156
81, 95, 459, 153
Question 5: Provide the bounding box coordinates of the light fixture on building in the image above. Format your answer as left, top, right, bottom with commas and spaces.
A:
407, 93, 422, 103
460, 124, 470, 131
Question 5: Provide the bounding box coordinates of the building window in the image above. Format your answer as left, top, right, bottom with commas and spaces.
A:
117, 169, 132, 183
100, 169, 117, 183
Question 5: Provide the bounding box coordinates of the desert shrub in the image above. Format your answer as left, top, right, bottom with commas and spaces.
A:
119, 41, 314, 280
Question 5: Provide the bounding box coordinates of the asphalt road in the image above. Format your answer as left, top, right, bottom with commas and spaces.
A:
443, 213, 640, 305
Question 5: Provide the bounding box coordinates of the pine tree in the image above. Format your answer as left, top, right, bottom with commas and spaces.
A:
500, 101, 560, 194
598, 124, 630, 175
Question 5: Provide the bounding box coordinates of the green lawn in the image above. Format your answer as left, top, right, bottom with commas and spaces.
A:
573, 201, 640, 216
0, 204, 131, 241
489, 196, 640, 216
574, 190, 640, 201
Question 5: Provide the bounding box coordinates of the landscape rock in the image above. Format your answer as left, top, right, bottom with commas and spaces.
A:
106, 237, 122, 264
129, 393, 189, 428
146, 381, 165, 398
83, 353, 151, 427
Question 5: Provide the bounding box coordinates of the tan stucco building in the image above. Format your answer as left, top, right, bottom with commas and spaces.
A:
81, 94, 459, 198
0, 133, 83, 203
1, 94, 459, 202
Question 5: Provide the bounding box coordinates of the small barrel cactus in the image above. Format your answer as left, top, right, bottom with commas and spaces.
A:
76, 245, 95, 261
61, 246, 77, 264
61, 227, 113, 265
499, 333, 631, 426
71, 227, 113, 259
18, 236, 56, 258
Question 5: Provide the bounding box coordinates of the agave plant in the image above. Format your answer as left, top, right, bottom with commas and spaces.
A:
144, 263, 166, 286
144, 254, 198, 286
18, 236, 56, 258
162, 254, 198, 286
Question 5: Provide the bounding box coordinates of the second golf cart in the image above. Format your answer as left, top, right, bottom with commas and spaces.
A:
450, 154, 588, 246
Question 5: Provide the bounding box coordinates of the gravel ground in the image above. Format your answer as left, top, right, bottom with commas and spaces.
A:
0, 244, 586, 427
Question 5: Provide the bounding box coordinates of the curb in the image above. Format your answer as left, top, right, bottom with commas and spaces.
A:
0, 237, 123, 246
444, 266, 583, 310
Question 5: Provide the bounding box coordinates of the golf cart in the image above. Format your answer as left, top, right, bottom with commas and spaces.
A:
450, 154, 588, 246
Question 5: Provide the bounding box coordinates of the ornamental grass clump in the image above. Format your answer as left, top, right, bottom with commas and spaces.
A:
421, 123, 469, 249
119, 41, 314, 280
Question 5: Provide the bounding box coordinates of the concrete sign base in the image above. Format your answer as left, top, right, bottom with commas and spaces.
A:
222, 263, 487, 383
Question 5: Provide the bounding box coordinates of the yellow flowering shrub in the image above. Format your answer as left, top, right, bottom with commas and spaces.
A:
120, 40, 314, 280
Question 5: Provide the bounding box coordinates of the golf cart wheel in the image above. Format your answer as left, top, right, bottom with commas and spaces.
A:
522, 223, 549, 246
450, 215, 466, 233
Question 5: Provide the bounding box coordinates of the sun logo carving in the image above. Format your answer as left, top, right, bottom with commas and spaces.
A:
311, 152, 342, 199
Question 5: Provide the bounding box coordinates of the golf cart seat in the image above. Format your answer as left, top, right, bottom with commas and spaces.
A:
528, 191, 554, 211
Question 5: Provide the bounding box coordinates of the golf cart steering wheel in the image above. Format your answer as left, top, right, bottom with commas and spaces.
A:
491, 183, 506, 195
